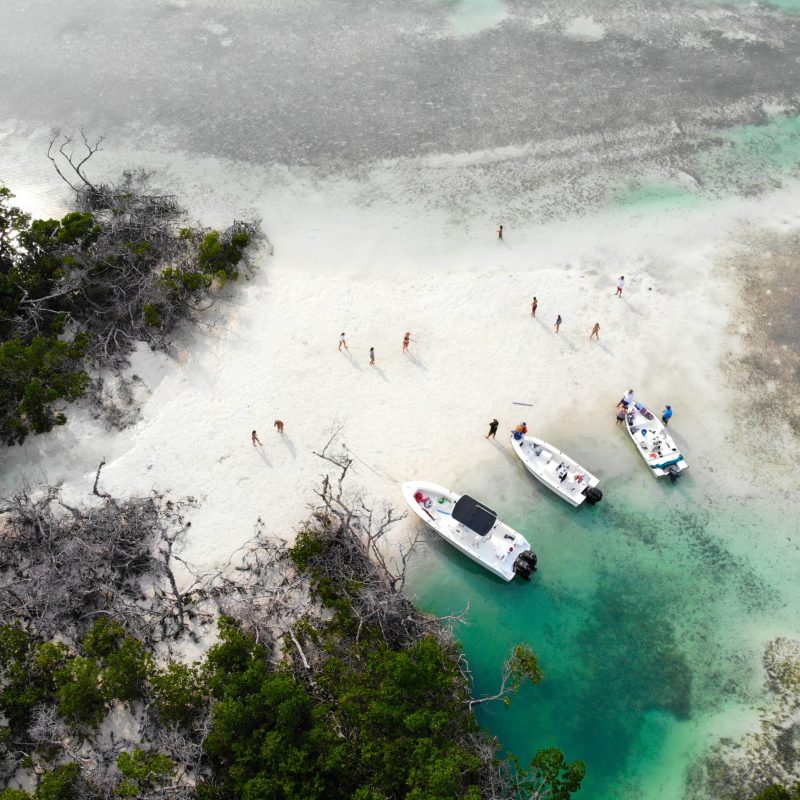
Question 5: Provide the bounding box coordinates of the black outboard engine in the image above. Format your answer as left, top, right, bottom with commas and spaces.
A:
582, 486, 603, 505
513, 551, 538, 581
667, 464, 682, 484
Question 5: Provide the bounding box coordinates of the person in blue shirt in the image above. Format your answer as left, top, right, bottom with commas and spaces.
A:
661, 405, 673, 425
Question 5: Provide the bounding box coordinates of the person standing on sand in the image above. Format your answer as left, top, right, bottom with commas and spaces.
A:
498, 224, 504, 240
661, 405, 673, 426
590, 322, 600, 339
338, 332, 347, 351
274, 420, 284, 434
369, 347, 375, 365
251, 430, 262, 447
531, 296, 538, 317
618, 389, 634, 409
615, 276, 625, 297
402, 332, 411, 352
486, 418, 499, 439
554, 314, 562, 333
616, 409, 626, 425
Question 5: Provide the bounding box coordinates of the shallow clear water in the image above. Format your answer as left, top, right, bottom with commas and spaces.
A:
409, 461, 800, 799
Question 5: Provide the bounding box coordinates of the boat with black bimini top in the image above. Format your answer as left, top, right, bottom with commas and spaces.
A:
401, 482, 538, 582
510, 431, 603, 507
624, 400, 688, 481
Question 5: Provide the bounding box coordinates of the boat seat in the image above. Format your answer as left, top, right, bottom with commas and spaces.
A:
540, 451, 553, 464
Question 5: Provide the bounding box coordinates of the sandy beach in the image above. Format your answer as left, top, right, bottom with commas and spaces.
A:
2, 140, 796, 568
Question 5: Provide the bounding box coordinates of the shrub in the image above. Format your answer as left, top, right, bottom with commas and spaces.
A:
116, 748, 174, 798
54, 657, 105, 726
0, 335, 89, 445
150, 662, 206, 728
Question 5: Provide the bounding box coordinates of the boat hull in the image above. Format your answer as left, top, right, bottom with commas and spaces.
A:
401, 481, 534, 582
623, 402, 688, 478
510, 433, 601, 507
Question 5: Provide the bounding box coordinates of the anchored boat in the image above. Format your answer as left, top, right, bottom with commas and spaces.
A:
401, 481, 538, 581
624, 401, 688, 481
510, 432, 603, 507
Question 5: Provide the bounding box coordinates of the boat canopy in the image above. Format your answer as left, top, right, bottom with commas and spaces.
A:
452, 495, 497, 536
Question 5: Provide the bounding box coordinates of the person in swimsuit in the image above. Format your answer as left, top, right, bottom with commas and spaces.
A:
554, 314, 562, 333
590, 322, 600, 339
402, 332, 411, 352
274, 420, 284, 434
251, 430, 262, 447
531, 296, 538, 317
498, 224, 504, 239
369, 347, 375, 365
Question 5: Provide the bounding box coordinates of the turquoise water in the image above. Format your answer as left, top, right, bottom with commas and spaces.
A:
611, 112, 800, 217
409, 464, 800, 798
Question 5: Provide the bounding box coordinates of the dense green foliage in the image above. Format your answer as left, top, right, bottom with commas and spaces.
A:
0, 183, 256, 445
200, 618, 481, 800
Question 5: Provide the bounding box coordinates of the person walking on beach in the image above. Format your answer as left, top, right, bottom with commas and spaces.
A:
251, 430, 262, 447
486, 418, 499, 439
402, 332, 411, 352
274, 420, 284, 435
554, 314, 562, 333
531, 296, 538, 317
615, 276, 625, 297
497, 224, 504, 240
369, 347, 375, 366
590, 322, 600, 339
661, 405, 673, 426
338, 332, 347, 351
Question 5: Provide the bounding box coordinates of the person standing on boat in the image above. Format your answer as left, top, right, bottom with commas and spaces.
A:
661, 405, 673, 425
615, 275, 625, 297
486, 419, 499, 439
531, 296, 538, 317
512, 421, 528, 441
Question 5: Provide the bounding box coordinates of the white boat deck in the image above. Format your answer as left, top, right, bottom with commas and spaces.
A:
624, 402, 688, 478
401, 482, 532, 581
511, 433, 600, 507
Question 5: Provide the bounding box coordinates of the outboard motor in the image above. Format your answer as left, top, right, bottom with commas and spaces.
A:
582, 486, 603, 505
513, 551, 538, 581
667, 464, 682, 484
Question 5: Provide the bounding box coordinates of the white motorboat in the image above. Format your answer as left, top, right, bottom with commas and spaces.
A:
401, 482, 538, 582
510, 432, 603, 507
623, 401, 688, 480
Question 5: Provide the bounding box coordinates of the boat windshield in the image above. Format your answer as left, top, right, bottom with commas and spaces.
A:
452, 495, 497, 536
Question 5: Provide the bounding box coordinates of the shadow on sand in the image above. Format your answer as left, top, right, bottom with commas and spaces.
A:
256, 447, 272, 467
555, 332, 577, 351
342, 349, 363, 371
405, 352, 428, 372
280, 435, 297, 458
371, 365, 389, 382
